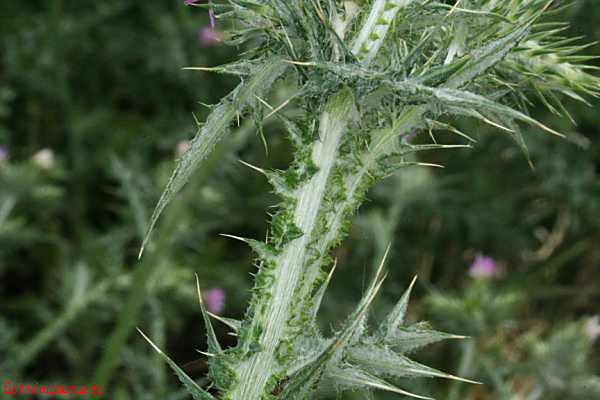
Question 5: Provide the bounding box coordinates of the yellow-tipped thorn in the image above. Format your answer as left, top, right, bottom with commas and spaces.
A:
137, 328, 162, 354
195, 273, 204, 306
327, 259, 338, 282
376, 244, 392, 278
220, 233, 248, 243
238, 159, 265, 173
538, 123, 565, 138
265, 97, 292, 119
449, 334, 470, 340
416, 162, 445, 168
283, 60, 314, 66
208, 311, 239, 333
182, 66, 218, 71
380, 384, 434, 400
138, 244, 145, 260
448, 126, 476, 142
196, 350, 216, 357
442, 373, 482, 385
408, 275, 418, 292
449, 0, 462, 14
308, 0, 326, 23
482, 117, 514, 132
253, 94, 274, 111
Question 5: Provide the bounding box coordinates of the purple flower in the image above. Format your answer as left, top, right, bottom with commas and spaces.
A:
199, 27, 223, 47
184, 0, 215, 29
469, 252, 496, 278
0, 147, 9, 163
204, 287, 225, 315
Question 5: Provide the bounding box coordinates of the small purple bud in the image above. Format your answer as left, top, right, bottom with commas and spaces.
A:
199, 27, 223, 47
0, 147, 9, 163
176, 140, 190, 157
469, 252, 496, 278
204, 287, 225, 315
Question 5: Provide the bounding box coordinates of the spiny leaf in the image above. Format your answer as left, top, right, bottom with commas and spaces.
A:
490, 114, 533, 167
443, 1, 552, 89
349, 244, 392, 342
137, 328, 215, 400
424, 119, 476, 142
195, 274, 221, 354
386, 326, 466, 353
416, 54, 472, 87
271, 212, 304, 248
208, 312, 241, 334
183, 58, 263, 77
327, 365, 434, 400
308, 260, 337, 322
390, 82, 564, 137
271, 110, 310, 148
281, 254, 388, 398
378, 276, 417, 342
348, 344, 479, 384
140, 56, 286, 257
264, 168, 296, 200
220, 233, 278, 263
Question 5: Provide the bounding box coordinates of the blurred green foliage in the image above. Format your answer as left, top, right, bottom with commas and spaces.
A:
0, 1, 598, 399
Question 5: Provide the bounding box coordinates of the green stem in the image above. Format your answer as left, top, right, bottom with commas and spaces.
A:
294, 105, 428, 316
229, 91, 354, 399
228, 2, 415, 397
448, 338, 476, 400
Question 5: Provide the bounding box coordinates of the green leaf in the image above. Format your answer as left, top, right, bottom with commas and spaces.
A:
195, 274, 222, 354
140, 56, 286, 256
137, 328, 214, 400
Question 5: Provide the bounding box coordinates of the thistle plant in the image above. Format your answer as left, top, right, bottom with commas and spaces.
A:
139, 1, 599, 398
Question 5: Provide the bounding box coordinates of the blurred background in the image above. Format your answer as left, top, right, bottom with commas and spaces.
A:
0, 1, 598, 399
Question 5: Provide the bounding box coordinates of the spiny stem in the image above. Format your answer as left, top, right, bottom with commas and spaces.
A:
229, 91, 354, 399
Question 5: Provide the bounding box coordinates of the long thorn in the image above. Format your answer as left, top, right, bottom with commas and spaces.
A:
238, 159, 265, 174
